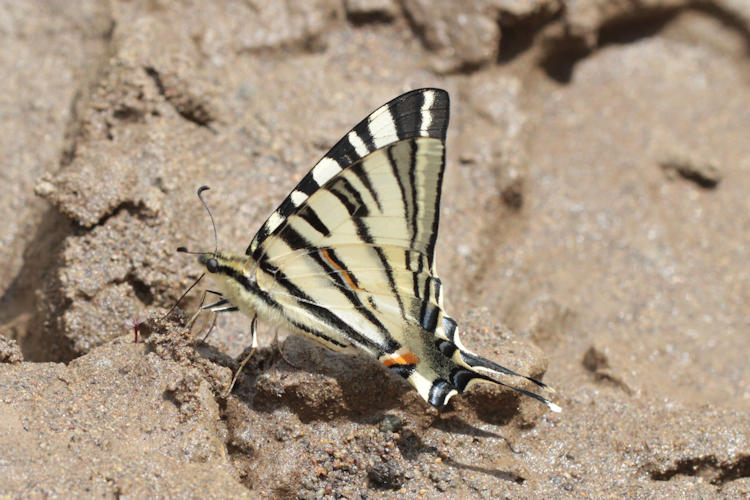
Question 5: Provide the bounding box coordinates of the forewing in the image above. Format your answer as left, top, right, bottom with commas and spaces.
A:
246, 88, 449, 258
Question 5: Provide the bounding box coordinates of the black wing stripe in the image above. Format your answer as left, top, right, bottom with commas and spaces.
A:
392, 91, 423, 141
442, 316, 458, 341
265, 265, 388, 352
308, 248, 392, 339
426, 144, 446, 271
374, 245, 406, 321
278, 225, 311, 252
428, 379, 454, 408
451, 368, 483, 392
386, 146, 409, 218
297, 172, 322, 195
386, 145, 412, 244
350, 163, 382, 212
277, 196, 297, 219
436, 339, 457, 358
421, 303, 440, 331
407, 139, 419, 253
352, 119, 376, 152
250, 226, 270, 254
216, 264, 347, 350
327, 183, 359, 217
432, 277, 442, 305
298, 207, 331, 236
410, 252, 424, 300
389, 363, 416, 379
328, 177, 368, 217
418, 272, 433, 333
287, 316, 350, 349
330, 136, 363, 167
218, 264, 279, 312
422, 90, 449, 140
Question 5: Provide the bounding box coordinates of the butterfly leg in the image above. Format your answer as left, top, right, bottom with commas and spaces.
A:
198, 313, 218, 343
223, 315, 258, 397
186, 289, 210, 330
272, 330, 302, 369
195, 291, 238, 343
187, 290, 221, 343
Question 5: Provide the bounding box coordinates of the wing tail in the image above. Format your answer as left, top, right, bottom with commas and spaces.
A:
459, 350, 556, 393
454, 354, 561, 412
405, 352, 561, 412
410, 307, 561, 412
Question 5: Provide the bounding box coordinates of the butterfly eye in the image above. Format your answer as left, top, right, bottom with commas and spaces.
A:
206, 258, 219, 273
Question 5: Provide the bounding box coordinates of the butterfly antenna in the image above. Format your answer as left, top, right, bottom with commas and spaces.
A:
197, 185, 218, 254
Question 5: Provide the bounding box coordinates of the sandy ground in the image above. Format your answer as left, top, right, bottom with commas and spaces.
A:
1, 0, 749, 498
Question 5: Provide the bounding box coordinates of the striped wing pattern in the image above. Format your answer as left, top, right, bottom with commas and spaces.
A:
246, 89, 449, 258
197, 89, 558, 411
241, 89, 556, 410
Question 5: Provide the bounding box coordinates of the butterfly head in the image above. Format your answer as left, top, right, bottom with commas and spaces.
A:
198, 252, 220, 273
187, 249, 258, 314
176, 248, 222, 272
192, 250, 255, 283
190, 251, 250, 277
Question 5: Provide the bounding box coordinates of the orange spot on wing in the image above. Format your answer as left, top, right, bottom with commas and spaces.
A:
381, 351, 419, 367
320, 248, 365, 292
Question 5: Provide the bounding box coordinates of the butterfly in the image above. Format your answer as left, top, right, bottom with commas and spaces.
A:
181, 89, 559, 412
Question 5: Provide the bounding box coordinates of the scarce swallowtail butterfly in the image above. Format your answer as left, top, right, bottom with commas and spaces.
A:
182, 88, 560, 412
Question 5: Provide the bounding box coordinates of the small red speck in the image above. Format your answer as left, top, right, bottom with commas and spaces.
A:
125, 317, 146, 343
